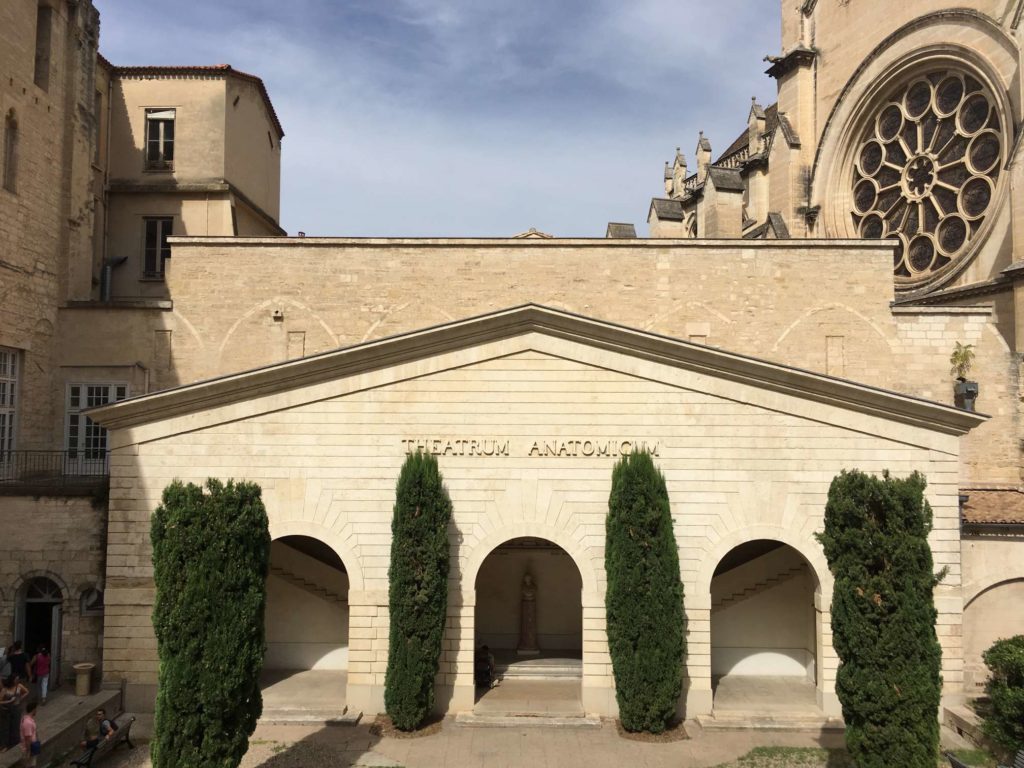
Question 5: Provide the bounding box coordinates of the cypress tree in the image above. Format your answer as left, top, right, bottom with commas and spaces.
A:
384, 451, 452, 731
818, 470, 942, 768
605, 450, 685, 733
151, 479, 270, 768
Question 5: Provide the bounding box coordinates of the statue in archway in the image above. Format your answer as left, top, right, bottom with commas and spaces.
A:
517, 573, 540, 656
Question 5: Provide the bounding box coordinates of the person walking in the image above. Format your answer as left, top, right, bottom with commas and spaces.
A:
19, 700, 39, 767
28, 649, 49, 705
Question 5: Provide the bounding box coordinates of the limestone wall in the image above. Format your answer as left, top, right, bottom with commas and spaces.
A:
0, 494, 107, 683
0, 0, 99, 448
54, 238, 1017, 486
100, 332, 965, 717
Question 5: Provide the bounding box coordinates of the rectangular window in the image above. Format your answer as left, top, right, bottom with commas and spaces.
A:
3, 112, 17, 194
33, 4, 52, 91
0, 347, 19, 463
145, 108, 175, 170
143, 216, 173, 279
65, 383, 127, 462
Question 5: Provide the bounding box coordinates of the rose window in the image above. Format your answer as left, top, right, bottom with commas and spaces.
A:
850, 71, 1003, 280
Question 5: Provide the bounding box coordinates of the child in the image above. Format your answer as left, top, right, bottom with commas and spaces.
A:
20, 700, 39, 767
28, 649, 49, 705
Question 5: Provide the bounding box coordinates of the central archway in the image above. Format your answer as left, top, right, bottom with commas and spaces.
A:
472, 536, 583, 715
261, 535, 350, 719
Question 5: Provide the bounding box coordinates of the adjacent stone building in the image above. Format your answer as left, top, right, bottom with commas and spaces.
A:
2, 0, 1023, 722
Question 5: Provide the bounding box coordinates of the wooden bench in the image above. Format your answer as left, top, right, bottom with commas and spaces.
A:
997, 750, 1024, 768
69, 716, 135, 767
945, 752, 972, 768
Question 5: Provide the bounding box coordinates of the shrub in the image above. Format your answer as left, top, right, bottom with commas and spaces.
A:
981, 635, 1024, 755
384, 451, 452, 730
818, 470, 943, 768
151, 479, 270, 768
605, 450, 685, 733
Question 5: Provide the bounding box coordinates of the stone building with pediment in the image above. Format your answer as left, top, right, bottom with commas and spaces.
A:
2, 0, 1024, 727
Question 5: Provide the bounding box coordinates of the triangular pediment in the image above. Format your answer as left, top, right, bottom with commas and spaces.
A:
90, 304, 984, 440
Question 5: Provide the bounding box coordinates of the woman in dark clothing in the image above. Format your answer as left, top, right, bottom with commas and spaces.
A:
0, 675, 29, 750
5, 644, 29, 684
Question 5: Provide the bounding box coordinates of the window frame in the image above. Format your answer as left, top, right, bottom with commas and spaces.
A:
144, 108, 175, 171
64, 382, 128, 469
0, 347, 20, 472
142, 216, 174, 280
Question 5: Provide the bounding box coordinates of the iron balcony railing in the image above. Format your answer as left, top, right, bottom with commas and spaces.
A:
0, 450, 110, 486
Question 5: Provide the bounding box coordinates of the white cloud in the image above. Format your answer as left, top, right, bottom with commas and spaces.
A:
95, 0, 781, 236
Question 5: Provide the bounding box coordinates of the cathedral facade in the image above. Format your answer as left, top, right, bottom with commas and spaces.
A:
2, 0, 1023, 722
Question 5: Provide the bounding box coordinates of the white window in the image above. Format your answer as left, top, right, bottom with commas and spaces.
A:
145, 108, 175, 170
0, 347, 18, 457
143, 216, 173, 279
65, 384, 127, 465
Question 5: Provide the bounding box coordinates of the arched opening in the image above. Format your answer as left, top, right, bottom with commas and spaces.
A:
710, 540, 821, 714
260, 535, 349, 718
473, 537, 583, 715
17, 576, 63, 687
963, 578, 1024, 690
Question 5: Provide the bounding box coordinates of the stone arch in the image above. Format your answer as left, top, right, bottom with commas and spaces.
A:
696, 525, 830, 604
269, 519, 365, 592
12, 570, 71, 606
360, 302, 454, 343
771, 303, 892, 354
218, 297, 339, 373
463, 523, 600, 600
964, 575, 1024, 609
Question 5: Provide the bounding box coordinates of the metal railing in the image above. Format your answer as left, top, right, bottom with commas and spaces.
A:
0, 450, 110, 486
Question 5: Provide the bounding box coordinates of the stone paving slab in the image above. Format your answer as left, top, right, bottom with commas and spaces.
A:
97, 717, 850, 768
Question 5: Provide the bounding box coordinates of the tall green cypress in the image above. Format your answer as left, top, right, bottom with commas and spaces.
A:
151, 479, 270, 768
818, 470, 942, 768
605, 450, 685, 733
384, 451, 452, 731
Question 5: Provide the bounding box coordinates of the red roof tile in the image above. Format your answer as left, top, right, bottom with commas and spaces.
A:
961, 488, 1024, 525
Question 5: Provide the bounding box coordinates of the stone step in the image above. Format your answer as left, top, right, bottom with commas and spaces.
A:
259, 708, 362, 726
698, 710, 845, 732
0, 688, 123, 768
496, 663, 582, 679
455, 712, 602, 729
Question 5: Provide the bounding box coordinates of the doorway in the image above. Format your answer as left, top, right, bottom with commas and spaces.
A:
18, 576, 63, 687
261, 536, 349, 718
473, 537, 582, 715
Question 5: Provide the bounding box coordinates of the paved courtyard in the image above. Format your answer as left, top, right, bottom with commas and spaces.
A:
98, 719, 848, 768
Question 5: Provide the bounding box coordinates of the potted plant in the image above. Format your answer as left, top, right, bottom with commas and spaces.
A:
950, 342, 979, 411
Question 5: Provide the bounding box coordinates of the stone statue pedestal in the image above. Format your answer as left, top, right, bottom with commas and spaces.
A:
517, 572, 540, 656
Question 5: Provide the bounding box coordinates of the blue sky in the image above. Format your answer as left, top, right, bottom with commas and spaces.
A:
96, 0, 781, 237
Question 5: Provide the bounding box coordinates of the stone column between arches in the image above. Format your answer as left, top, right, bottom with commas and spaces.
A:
345, 589, 389, 715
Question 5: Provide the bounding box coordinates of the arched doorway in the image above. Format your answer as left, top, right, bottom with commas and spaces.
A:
261, 535, 349, 719
710, 540, 821, 715
17, 577, 63, 687
473, 537, 583, 715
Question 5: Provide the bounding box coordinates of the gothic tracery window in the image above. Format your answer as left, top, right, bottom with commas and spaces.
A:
850, 70, 1003, 281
